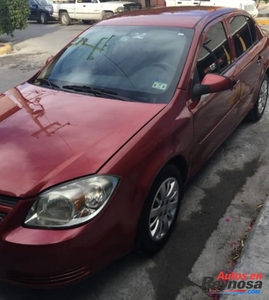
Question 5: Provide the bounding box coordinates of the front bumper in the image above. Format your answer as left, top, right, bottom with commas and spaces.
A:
0, 196, 127, 288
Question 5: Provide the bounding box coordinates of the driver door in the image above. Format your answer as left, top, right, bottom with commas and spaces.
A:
29, 0, 38, 19
188, 18, 241, 175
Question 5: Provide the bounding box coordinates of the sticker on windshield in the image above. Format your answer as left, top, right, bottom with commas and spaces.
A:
119, 36, 130, 42
132, 33, 147, 39
152, 81, 167, 90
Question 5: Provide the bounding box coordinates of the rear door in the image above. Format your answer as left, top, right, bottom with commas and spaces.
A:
226, 14, 264, 122
187, 17, 241, 175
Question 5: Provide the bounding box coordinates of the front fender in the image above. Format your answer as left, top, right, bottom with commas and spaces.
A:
99, 91, 193, 235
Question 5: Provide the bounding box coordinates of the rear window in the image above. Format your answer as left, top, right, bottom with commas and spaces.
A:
36, 25, 194, 104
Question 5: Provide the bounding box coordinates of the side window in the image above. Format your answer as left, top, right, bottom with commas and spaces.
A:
246, 16, 257, 43
228, 15, 256, 58
196, 22, 231, 82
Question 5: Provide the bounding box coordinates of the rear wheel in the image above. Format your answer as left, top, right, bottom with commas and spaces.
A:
60, 12, 71, 25
135, 164, 183, 256
246, 74, 268, 122
102, 12, 113, 19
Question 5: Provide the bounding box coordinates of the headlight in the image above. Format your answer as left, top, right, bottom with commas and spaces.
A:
116, 6, 124, 13
24, 175, 119, 228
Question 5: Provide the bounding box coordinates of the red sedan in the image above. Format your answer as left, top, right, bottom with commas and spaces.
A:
0, 6, 268, 288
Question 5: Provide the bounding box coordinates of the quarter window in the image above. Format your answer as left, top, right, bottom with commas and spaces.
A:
196, 22, 231, 82
228, 15, 257, 58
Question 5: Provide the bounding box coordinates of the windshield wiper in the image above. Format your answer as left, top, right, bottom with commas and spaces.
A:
62, 85, 135, 102
32, 78, 60, 88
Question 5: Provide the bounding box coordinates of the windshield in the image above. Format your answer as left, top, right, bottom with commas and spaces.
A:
34, 26, 194, 103
36, 0, 51, 5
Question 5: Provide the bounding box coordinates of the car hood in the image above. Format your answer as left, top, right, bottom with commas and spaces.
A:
0, 83, 165, 197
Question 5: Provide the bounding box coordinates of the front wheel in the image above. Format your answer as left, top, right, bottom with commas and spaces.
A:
60, 12, 71, 25
246, 74, 268, 122
135, 164, 183, 256
38, 12, 48, 24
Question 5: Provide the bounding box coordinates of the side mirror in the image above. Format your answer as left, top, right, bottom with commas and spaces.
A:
32, 4, 38, 8
192, 73, 234, 100
45, 55, 54, 65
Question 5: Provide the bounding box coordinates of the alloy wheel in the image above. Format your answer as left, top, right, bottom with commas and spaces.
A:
149, 177, 179, 241
258, 79, 268, 114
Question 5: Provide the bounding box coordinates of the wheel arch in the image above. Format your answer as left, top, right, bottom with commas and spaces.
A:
58, 9, 68, 17
165, 155, 188, 183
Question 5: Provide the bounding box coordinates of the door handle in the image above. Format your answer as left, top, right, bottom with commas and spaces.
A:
193, 1, 199, 3
257, 55, 263, 64
83, 4, 86, 6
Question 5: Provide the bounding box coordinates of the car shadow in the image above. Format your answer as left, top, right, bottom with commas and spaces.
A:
0, 22, 61, 44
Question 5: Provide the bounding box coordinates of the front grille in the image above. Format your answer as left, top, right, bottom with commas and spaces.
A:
5, 267, 90, 286
0, 195, 19, 223
0, 195, 19, 207
0, 212, 6, 221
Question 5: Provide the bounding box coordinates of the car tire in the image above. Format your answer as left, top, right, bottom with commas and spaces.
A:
135, 164, 183, 257
39, 12, 48, 24
246, 74, 269, 122
102, 12, 113, 19
60, 12, 71, 25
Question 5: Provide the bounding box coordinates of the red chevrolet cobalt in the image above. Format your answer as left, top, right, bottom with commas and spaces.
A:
0, 6, 268, 287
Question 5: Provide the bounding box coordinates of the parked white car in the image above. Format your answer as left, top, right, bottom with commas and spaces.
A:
51, 0, 142, 25
165, 0, 258, 17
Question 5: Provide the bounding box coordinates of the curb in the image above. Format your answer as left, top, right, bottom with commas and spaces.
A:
220, 197, 269, 299
0, 43, 12, 55
256, 18, 269, 25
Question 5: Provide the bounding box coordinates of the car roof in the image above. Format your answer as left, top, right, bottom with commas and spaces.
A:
97, 6, 237, 28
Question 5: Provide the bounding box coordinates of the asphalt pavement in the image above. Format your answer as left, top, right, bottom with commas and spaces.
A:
1, 21, 269, 300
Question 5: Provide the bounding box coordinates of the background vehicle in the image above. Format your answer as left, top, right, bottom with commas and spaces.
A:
51, 0, 142, 25
0, 7, 268, 288
165, 0, 258, 17
28, 0, 55, 24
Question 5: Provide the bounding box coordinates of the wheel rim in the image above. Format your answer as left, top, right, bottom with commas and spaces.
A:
41, 14, 45, 23
149, 177, 179, 241
104, 13, 111, 19
62, 15, 67, 24
258, 80, 268, 114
